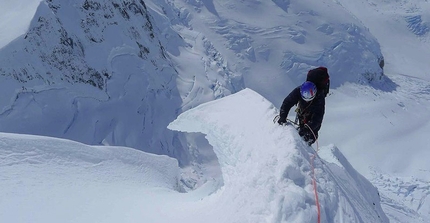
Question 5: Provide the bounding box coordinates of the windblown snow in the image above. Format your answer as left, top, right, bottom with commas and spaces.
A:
1, 88, 388, 223
169, 88, 389, 223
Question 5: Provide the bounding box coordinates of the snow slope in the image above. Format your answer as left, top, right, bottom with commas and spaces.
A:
337, 0, 430, 81
0, 88, 388, 223
0, 132, 180, 223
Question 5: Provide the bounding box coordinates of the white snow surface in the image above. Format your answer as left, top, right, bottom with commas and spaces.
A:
168, 88, 388, 223
0, 0, 430, 222
1, 88, 388, 223
0, 132, 181, 223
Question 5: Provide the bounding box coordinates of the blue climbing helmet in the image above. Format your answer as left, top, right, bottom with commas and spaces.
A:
300, 81, 317, 102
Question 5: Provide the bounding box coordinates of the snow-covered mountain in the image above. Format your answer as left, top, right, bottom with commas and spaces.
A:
1, 0, 430, 222
0, 0, 190, 164
0, 0, 384, 162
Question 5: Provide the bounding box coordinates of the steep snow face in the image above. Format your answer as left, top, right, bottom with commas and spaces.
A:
0, 0, 166, 89
0, 0, 189, 161
168, 88, 388, 223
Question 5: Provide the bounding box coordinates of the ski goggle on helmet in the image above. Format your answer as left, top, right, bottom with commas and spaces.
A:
300, 81, 317, 102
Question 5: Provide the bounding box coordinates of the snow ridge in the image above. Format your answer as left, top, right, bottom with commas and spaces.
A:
169, 88, 389, 223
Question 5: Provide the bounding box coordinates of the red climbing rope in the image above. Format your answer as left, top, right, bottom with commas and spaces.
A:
273, 116, 322, 222
305, 124, 321, 223
310, 153, 321, 223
